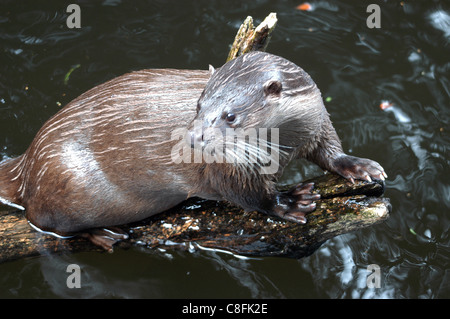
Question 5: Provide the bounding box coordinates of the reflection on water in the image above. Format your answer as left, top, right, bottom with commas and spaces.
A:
0, 0, 449, 298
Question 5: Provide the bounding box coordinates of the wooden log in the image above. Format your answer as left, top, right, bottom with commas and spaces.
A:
226, 13, 277, 62
0, 173, 390, 263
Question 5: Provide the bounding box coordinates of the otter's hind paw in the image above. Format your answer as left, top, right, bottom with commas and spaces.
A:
81, 227, 129, 252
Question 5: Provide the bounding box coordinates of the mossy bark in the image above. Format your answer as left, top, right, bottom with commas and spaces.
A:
0, 173, 390, 263
226, 13, 277, 62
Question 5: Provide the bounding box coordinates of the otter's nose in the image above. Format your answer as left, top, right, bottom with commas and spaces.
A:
189, 130, 204, 149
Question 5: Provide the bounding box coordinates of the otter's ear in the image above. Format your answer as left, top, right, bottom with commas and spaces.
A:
209, 65, 215, 76
264, 80, 282, 96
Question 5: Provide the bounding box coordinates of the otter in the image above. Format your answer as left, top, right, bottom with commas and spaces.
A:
0, 51, 386, 251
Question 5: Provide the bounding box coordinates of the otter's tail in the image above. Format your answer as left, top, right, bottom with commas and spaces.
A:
0, 155, 25, 211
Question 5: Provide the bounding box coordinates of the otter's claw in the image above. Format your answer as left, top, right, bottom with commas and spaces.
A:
332, 155, 387, 184
271, 182, 320, 224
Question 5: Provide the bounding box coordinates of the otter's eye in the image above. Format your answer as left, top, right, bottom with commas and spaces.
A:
226, 113, 236, 123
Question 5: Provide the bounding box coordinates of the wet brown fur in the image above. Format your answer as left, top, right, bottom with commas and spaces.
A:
0, 52, 385, 247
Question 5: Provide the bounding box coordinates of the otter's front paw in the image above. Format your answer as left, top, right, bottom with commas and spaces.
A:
333, 155, 387, 184
272, 182, 320, 224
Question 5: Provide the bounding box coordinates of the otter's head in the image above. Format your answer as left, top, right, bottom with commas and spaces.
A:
188, 51, 325, 174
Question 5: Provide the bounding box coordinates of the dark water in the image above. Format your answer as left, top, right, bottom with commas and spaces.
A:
0, 0, 449, 299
